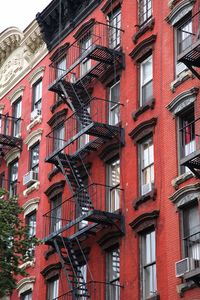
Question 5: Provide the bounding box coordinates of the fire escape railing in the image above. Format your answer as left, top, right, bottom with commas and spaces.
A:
184, 229, 200, 270
43, 183, 124, 241
0, 114, 22, 155
179, 116, 200, 178
46, 98, 122, 161
49, 21, 124, 90
52, 281, 123, 300
178, 10, 200, 79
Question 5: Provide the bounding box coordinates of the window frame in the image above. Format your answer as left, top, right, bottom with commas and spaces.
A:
12, 97, 22, 138
30, 143, 40, 176
106, 247, 120, 300
26, 211, 36, 257
140, 227, 157, 300
47, 276, 59, 300
109, 80, 120, 126
53, 122, 65, 152
138, 0, 152, 27
107, 158, 120, 212
32, 78, 42, 113
108, 7, 121, 49
20, 290, 32, 300
79, 34, 92, 77
139, 55, 153, 107
50, 194, 62, 234
139, 136, 154, 196
8, 159, 18, 197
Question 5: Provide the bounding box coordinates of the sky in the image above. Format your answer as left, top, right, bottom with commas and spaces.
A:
0, 0, 51, 33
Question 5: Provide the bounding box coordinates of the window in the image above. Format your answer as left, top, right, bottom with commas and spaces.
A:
140, 229, 157, 300
12, 98, 21, 137
9, 160, 18, 197
47, 277, 59, 300
109, 81, 120, 125
53, 123, 65, 152
56, 57, 66, 78
106, 247, 120, 300
78, 106, 90, 149
138, 0, 152, 26
32, 79, 42, 113
50, 194, 62, 233
181, 202, 200, 267
30, 143, 39, 176
107, 159, 120, 212
80, 35, 92, 76
140, 55, 153, 106
179, 106, 196, 173
26, 212, 36, 256
108, 8, 121, 49
77, 264, 87, 299
140, 137, 154, 195
21, 290, 32, 300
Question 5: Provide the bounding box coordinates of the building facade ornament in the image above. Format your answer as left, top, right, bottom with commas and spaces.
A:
8, 85, 25, 105
28, 66, 45, 85
16, 276, 35, 296
166, 87, 199, 115
169, 183, 200, 207
4, 148, 21, 166
22, 197, 40, 217
166, 0, 196, 25
27, 115, 43, 133
24, 128, 43, 149
23, 181, 40, 197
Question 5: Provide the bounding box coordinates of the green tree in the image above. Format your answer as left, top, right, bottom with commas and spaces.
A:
0, 189, 40, 297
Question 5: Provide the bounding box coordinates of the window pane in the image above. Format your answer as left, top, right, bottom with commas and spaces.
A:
106, 248, 120, 300
109, 9, 121, 48
51, 196, 62, 233
27, 213, 36, 237
140, 56, 153, 105
57, 58, 66, 78
47, 278, 59, 300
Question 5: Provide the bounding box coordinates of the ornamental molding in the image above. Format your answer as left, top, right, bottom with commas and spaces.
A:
129, 210, 160, 233
129, 118, 157, 143
17, 276, 35, 296
166, 87, 199, 115
23, 181, 40, 197
24, 128, 43, 149
22, 197, 40, 217
8, 85, 25, 105
28, 66, 45, 85
169, 183, 200, 207
27, 115, 43, 133
165, 0, 196, 25
4, 148, 20, 166
130, 34, 157, 62
0, 21, 47, 100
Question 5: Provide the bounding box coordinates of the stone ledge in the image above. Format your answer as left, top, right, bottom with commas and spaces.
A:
27, 115, 42, 133
23, 181, 40, 197
171, 171, 194, 190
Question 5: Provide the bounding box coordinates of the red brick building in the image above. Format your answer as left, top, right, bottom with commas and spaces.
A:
0, 0, 200, 299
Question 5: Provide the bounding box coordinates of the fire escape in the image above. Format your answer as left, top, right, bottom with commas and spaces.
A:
178, 10, 200, 179
44, 21, 125, 298
0, 114, 22, 195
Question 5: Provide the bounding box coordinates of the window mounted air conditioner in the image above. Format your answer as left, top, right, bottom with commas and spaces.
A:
23, 171, 38, 186
31, 109, 41, 121
141, 182, 152, 196
175, 257, 195, 277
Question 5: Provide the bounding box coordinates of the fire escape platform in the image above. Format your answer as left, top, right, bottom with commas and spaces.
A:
180, 148, 200, 178
0, 134, 22, 153
49, 44, 124, 92
44, 209, 123, 246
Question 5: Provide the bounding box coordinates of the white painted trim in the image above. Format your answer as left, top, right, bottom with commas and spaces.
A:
23, 197, 40, 217
8, 85, 25, 105
24, 128, 43, 149
4, 148, 21, 166
17, 276, 35, 296
23, 181, 40, 197
28, 66, 45, 85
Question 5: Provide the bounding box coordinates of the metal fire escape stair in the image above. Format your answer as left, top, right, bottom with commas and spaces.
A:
53, 237, 90, 299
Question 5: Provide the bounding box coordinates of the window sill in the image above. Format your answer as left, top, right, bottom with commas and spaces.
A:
132, 98, 155, 121
133, 188, 157, 210
170, 70, 193, 93
177, 280, 197, 297
171, 171, 194, 190
133, 17, 155, 44
19, 259, 35, 269
27, 115, 42, 133
23, 181, 40, 197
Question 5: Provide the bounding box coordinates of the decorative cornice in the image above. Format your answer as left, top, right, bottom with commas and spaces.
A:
4, 148, 20, 166
169, 183, 200, 207
24, 128, 43, 149
129, 210, 159, 233
17, 276, 35, 296
8, 85, 25, 105
166, 87, 198, 115
165, 0, 196, 25
28, 66, 45, 85
130, 34, 157, 62
129, 117, 157, 143
22, 197, 40, 217
45, 180, 65, 199
47, 109, 68, 127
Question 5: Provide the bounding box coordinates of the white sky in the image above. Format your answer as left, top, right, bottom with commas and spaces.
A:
0, 0, 51, 33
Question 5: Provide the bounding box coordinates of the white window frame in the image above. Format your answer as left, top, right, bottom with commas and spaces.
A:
53, 123, 65, 152
32, 79, 42, 114
140, 229, 157, 300
108, 8, 121, 49
140, 137, 154, 195
138, 0, 152, 26
9, 160, 18, 197
47, 277, 59, 300
140, 55, 153, 107
107, 159, 120, 212
80, 35, 92, 77
12, 97, 22, 138
21, 290, 32, 300
109, 81, 120, 126
50, 195, 62, 233
56, 57, 66, 79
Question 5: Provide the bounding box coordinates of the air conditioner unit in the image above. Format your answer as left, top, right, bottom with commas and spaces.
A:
31, 109, 41, 121
141, 182, 152, 196
23, 171, 38, 186
175, 257, 195, 277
